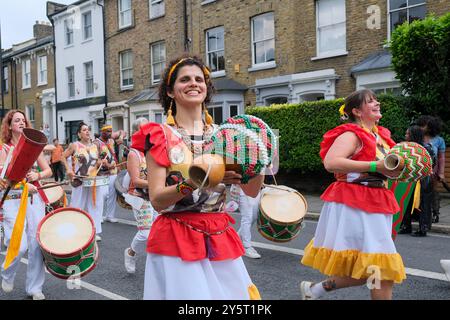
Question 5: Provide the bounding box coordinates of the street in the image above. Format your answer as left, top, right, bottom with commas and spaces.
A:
1, 204, 450, 301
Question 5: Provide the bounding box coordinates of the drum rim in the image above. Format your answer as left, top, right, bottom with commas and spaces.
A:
37, 207, 96, 258
259, 187, 308, 225
44, 242, 99, 280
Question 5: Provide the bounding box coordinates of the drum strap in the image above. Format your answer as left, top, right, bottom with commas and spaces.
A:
33, 181, 50, 205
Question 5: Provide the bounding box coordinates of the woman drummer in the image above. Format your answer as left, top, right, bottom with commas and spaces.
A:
300, 89, 406, 300
61, 122, 108, 241
0, 110, 52, 300
131, 55, 263, 300
123, 117, 158, 274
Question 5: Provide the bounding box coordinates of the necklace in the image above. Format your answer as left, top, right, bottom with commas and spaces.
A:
174, 122, 214, 157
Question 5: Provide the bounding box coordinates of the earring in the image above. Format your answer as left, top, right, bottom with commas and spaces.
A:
166, 99, 176, 126
203, 103, 214, 125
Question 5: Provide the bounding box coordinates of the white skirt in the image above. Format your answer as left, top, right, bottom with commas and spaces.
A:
302, 201, 406, 283
143, 254, 260, 300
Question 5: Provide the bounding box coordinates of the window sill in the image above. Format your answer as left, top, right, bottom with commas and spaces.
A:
248, 61, 276, 73
211, 70, 226, 78
311, 51, 348, 61
37, 82, 48, 87
120, 86, 134, 92
201, 0, 217, 5
22, 86, 31, 91
81, 38, 93, 44
64, 44, 75, 49
118, 24, 134, 32
149, 14, 165, 21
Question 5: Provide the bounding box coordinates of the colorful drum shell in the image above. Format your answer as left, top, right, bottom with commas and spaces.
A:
386, 142, 433, 182
36, 207, 98, 280
82, 176, 109, 187
257, 185, 307, 243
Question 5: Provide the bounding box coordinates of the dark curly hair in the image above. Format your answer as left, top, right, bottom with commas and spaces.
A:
415, 115, 442, 137
158, 54, 215, 117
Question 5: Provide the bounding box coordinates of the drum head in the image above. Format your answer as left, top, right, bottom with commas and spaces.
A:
260, 185, 307, 224
38, 208, 94, 255
42, 186, 64, 203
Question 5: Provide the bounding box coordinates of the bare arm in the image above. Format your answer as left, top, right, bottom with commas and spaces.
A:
61, 143, 75, 179
127, 152, 148, 189
240, 174, 264, 198
323, 131, 402, 177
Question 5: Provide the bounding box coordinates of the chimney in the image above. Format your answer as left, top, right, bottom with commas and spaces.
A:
33, 21, 52, 40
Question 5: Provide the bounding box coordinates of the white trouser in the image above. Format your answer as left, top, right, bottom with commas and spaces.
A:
70, 185, 107, 235
237, 189, 261, 248
103, 174, 117, 219
1, 196, 46, 296
131, 229, 150, 255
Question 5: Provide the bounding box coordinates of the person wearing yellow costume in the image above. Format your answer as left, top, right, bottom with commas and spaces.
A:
300, 89, 406, 300
0, 110, 52, 300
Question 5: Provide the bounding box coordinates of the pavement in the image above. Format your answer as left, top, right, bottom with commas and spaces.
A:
51, 179, 450, 235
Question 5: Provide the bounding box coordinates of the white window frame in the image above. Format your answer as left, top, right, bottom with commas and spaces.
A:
22, 58, 31, 89
315, 0, 347, 59
149, 0, 165, 19
67, 66, 75, 98
206, 26, 225, 76
118, 0, 132, 29
64, 18, 74, 46
83, 11, 93, 40
120, 50, 134, 90
387, 0, 427, 40
37, 55, 47, 86
250, 12, 276, 71
2, 66, 8, 93
84, 61, 94, 96
151, 41, 165, 85
26, 105, 35, 127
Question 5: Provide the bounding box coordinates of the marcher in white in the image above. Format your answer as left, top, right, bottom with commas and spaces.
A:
95, 125, 125, 223
234, 184, 262, 259
124, 118, 159, 273
0, 110, 53, 300
62, 122, 108, 242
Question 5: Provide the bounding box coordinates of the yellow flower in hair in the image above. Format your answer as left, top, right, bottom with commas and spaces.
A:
339, 104, 346, 116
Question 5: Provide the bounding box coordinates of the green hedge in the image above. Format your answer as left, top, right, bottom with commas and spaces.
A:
246, 94, 411, 173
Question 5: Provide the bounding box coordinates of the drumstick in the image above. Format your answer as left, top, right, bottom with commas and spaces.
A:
262, 183, 296, 192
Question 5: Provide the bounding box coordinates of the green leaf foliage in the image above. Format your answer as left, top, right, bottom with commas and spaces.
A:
390, 13, 450, 125
246, 95, 411, 173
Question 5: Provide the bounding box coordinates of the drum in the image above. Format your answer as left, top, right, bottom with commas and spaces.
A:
36, 207, 98, 279
42, 185, 66, 213
115, 170, 132, 210
257, 185, 307, 242
82, 176, 109, 187
384, 142, 433, 182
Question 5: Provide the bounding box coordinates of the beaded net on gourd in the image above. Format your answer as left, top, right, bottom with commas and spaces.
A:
387, 142, 433, 182
204, 115, 277, 183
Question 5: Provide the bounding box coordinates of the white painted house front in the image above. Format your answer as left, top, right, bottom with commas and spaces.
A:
49, 0, 106, 144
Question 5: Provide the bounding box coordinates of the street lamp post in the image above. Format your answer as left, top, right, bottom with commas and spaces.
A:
0, 21, 5, 120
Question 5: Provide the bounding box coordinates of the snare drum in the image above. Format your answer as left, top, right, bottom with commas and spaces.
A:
82, 176, 109, 187
257, 185, 307, 242
36, 207, 98, 279
42, 185, 66, 213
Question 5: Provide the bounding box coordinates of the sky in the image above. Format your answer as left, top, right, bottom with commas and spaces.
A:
0, 0, 74, 49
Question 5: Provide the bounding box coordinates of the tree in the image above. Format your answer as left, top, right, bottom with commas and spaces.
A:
390, 13, 450, 128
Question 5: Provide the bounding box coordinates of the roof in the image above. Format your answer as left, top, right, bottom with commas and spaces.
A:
350, 50, 392, 75
212, 78, 247, 91
2, 36, 53, 60
126, 88, 159, 105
